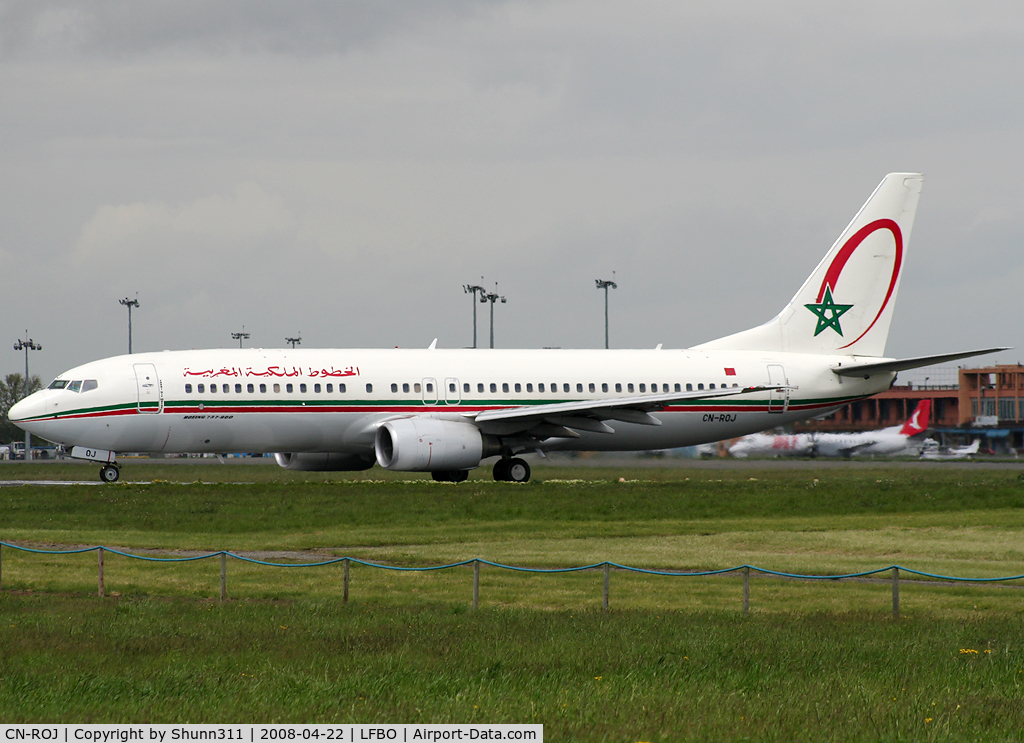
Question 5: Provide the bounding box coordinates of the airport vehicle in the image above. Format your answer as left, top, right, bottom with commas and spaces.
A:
9, 174, 1005, 482
729, 400, 932, 458
919, 438, 981, 460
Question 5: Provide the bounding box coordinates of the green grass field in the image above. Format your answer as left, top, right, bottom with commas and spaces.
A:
2, 461, 1024, 740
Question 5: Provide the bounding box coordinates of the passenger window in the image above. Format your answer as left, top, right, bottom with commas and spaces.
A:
576, 383, 583, 393
698, 383, 704, 390
710, 384, 716, 390
81, 380, 98, 393
67, 380, 82, 393
615, 383, 622, 393
602, 383, 608, 392
502, 383, 509, 393
675, 383, 681, 392
563, 383, 570, 393
339, 384, 346, 393
639, 384, 646, 392
426, 383, 433, 392
414, 383, 421, 393
273, 384, 281, 393
235, 384, 242, 393
463, 383, 470, 393
247, 383, 255, 393
404, 383, 411, 393
526, 383, 533, 392
287, 384, 294, 393
449, 383, 456, 393
391, 383, 398, 393
301, 383, 308, 393
366, 383, 373, 393
686, 383, 693, 391
477, 383, 484, 393
325, 384, 332, 393
490, 383, 497, 393
185, 384, 193, 394
314, 383, 321, 393
222, 384, 230, 393
261, 384, 268, 393
589, 383, 595, 393
538, 383, 545, 392
197, 384, 204, 393
514, 383, 521, 393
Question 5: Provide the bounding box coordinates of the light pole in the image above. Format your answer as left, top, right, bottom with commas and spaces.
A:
482, 285, 506, 349
595, 275, 617, 349
463, 281, 486, 348
13, 332, 41, 461
285, 336, 302, 349
119, 295, 140, 354
231, 330, 250, 348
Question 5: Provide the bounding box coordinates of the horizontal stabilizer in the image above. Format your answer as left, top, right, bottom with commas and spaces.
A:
832, 348, 1010, 377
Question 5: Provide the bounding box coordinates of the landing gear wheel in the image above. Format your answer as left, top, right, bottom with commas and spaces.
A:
492, 459, 510, 481
432, 470, 469, 483
506, 458, 531, 483
100, 465, 120, 483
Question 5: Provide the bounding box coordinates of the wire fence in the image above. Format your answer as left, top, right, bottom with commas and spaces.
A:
3, 540, 1023, 616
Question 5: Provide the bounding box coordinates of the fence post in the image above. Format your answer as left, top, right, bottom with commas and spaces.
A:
742, 567, 750, 614
220, 553, 227, 602
98, 547, 105, 598
892, 567, 900, 618
343, 559, 350, 604
472, 560, 480, 611
602, 563, 610, 613
0, 543, 3, 590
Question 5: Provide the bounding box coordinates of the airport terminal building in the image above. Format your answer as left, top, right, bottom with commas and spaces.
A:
794, 364, 1024, 454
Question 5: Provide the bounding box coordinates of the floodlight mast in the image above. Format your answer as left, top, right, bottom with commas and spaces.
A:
463, 281, 486, 348
13, 331, 41, 461
119, 295, 140, 354
482, 284, 506, 349
595, 275, 618, 349
231, 330, 250, 348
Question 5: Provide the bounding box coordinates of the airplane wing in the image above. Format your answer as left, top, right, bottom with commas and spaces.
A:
471, 385, 783, 438
832, 348, 1009, 377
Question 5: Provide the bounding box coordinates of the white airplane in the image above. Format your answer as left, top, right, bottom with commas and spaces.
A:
729, 399, 932, 458
9, 173, 1006, 483
919, 437, 981, 460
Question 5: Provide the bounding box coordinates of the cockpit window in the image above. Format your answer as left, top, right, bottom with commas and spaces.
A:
81, 380, 98, 393
66, 380, 82, 393
48, 379, 69, 390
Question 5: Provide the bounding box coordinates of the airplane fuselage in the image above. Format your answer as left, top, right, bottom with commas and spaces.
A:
13, 347, 890, 457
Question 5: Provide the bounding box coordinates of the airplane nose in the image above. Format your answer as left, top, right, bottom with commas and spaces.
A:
8, 392, 48, 430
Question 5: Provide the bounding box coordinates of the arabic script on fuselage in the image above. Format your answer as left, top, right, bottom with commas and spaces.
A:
183, 366, 360, 378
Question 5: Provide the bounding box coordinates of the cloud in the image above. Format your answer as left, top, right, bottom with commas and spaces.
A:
75, 182, 294, 259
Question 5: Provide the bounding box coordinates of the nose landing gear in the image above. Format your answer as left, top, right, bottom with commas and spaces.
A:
100, 464, 121, 483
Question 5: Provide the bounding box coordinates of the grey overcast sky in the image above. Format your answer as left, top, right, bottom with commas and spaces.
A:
2, 0, 1022, 383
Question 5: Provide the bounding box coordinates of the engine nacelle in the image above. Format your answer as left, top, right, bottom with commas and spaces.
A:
274, 452, 375, 471
375, 417, 495, 472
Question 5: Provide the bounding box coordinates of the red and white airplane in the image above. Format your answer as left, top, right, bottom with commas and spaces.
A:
10, 174, 1005, 482
729, 399, 932, 458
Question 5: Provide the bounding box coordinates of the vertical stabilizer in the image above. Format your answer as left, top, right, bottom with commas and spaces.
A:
697, 173, 923, 357
899, 399, 931, 436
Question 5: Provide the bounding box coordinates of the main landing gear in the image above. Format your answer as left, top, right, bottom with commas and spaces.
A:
431, 470, 470, 482
100, 464, 121, 483
493, 457, 531, 483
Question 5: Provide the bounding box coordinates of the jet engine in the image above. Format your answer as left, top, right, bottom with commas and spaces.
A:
375, 417, 499, 472
273, 452, 375, 471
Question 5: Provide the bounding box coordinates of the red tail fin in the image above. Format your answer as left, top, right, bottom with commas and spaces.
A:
899, 400, 931, 436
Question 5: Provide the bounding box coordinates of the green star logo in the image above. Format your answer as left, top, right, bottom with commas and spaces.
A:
805, 285, 853, 337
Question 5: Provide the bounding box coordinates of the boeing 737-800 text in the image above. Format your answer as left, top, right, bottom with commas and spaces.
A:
9, 173, 1005, 482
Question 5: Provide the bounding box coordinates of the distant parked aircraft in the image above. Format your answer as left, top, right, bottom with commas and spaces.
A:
729, 400, 932, 458
919, 438, 980, 460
